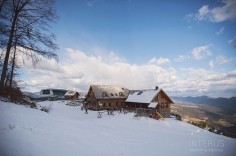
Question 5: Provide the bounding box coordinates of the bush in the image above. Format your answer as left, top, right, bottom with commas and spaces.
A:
0, 86, 36, 108
0, 86, 23, 101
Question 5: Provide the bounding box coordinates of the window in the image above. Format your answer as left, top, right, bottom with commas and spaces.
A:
52, 90, 67, 96
102, 92, 108, 97
89, 91, 94, 96
119, 92, 124, 96
42, 90, 50, 94
111, 93, 114, 96
109, 103, 111, 106
137, 91, 143, 95
165, 103, 168, 108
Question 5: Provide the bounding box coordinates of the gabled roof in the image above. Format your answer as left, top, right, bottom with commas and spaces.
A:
65, 91, 78, 96
90, 85, 129, 99
126, 89, 160, 104
126, 88, 174, 104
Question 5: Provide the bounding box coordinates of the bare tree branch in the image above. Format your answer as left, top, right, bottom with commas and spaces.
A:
0, 0, 58, 91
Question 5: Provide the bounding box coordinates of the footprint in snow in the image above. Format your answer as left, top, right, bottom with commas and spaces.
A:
0, 128, 7, 135
8, 124, 15, 130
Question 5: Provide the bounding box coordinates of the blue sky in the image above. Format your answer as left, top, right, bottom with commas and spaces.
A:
20, 0, 236, 97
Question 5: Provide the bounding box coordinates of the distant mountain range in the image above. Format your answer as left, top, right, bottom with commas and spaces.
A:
171, 96, 236, 115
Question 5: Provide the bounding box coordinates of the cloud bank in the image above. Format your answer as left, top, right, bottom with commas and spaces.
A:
187, 0, 236, 22
19, 48, 236, 97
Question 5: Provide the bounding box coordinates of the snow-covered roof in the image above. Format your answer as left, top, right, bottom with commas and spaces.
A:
148, 102, 158, 108
125, 89, 160, 103
90, 85, 129, 99
65, 91, 78, 96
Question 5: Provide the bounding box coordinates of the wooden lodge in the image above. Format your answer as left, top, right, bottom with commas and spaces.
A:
84, 85, 174, 118
125, 87, 174, 118
84, 85, 129, 110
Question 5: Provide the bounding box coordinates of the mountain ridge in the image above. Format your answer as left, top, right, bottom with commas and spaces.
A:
171, 96, 236, 115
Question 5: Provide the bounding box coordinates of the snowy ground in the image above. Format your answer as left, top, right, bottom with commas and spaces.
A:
0, 100, 235, 156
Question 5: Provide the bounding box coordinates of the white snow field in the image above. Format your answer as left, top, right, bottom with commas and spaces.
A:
0, 100, 235, 156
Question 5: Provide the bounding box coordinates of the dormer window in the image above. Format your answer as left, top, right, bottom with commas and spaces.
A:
119, 92, 124, 96
111, 93, 114, 96
102, 92, 108, 97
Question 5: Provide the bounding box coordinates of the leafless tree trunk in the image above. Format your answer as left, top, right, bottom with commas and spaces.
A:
9, 43, 16, 87
0, 0, 7, 13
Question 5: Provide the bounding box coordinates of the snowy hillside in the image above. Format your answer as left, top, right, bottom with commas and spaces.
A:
0, 101, 235, 156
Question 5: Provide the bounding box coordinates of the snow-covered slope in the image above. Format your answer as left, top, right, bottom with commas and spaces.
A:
0, 100, 235, 156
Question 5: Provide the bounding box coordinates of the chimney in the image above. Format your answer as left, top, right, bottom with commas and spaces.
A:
155, 86, 159, 90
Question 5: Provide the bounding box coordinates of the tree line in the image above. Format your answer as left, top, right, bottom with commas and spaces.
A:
0, 0, 58, 96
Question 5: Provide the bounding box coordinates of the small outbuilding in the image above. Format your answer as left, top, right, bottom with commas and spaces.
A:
64, 91, 79, 100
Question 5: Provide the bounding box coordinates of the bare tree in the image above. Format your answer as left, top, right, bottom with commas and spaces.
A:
0, 0, 7, 12
0, 0, 58, 92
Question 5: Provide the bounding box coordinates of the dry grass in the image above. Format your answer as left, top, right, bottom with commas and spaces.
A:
215, 119, 233, 127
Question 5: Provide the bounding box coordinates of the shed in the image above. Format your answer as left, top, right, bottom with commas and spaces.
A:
65, 91, 79, 100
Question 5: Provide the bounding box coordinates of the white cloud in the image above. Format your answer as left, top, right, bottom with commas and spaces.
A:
227, 70, 236, 77
215, 55, 230, 64
173, 68, 236, 97
208, 60, 214, 68
148, 57, 170, 65
18, 48, 236, 97
108, 52, 125, 63
20, 57, 62, 74
187, 0, 236, 22
19, 49, 176, 92
228, 36, 236, 48
192, 45, 212, 60
216, 27, 224, 35
198, 5, 210, 20
174, 55, 190, 62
